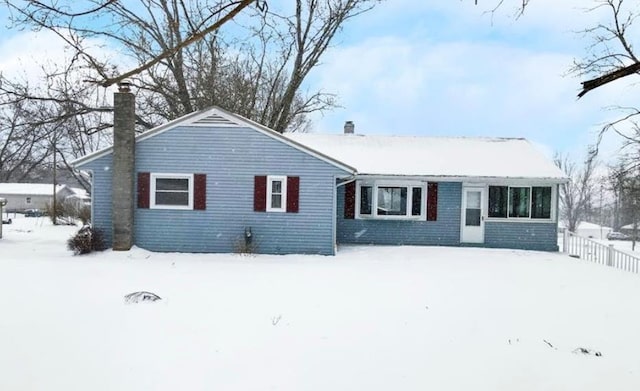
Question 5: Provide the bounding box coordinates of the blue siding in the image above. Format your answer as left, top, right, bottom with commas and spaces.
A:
82, 125, 349, 255
83, 154, 113, 246
336, 182, 559, 252
336, 182, 462, 246
484, 221, 558, 251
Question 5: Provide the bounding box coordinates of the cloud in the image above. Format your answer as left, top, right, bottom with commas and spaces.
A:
303, 0, 640, 163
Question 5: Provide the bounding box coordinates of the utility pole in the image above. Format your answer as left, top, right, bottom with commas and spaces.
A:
52, 138, 57, 225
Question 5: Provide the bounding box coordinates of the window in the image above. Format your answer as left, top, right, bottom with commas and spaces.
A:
254, 176, 299, 213
509, 187, 530, 218
377, 186, 407, 216
360, 186, 372, 215
150, 173, 193, 209
26, 197, 31, 204
266, 175, 287, 212
488, 185, 553, 220
488, 186, 507, 218
356, 181, 424, 219
531, 187, 552, 219
412, 187, 423, 216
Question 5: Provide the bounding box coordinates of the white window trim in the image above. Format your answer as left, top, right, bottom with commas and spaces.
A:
355, 180, 425, 220
485, 184, 556, 222
266, 175, 287, 213
150, 173, 194, 210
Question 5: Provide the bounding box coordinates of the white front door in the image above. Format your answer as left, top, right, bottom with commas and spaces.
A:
461, 187, 485, 244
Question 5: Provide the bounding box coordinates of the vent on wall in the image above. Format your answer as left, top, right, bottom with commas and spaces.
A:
192, 113, 242, 127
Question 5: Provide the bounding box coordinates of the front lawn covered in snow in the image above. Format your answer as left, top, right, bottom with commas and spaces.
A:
1, 216, 639, 390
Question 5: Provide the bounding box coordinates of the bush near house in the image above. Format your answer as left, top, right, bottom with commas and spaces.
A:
67, 226, 106, 255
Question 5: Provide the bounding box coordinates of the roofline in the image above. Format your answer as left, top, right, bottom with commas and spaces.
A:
71, 106, 356, 174
354, 174, 569, 183
212, 106, 356, 174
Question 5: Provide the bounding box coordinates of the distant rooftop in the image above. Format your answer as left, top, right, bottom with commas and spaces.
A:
0, 183, 67, 196
286, 133, 566, 180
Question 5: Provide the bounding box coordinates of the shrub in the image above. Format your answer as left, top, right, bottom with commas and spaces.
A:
45, 197, 91, 225
67, 225, 106, 255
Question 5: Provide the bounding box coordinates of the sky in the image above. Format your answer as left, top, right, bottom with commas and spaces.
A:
304, 0, 640, 162
0, 0, 638, 163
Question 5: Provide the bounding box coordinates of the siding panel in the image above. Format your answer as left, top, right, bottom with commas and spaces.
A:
336, 182, 462, 246
82, 125, 349, 255
484, 221, 558, 251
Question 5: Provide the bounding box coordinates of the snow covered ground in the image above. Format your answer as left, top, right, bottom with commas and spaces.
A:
1, 216, 640, 391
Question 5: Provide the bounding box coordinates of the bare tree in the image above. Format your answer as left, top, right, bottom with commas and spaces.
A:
2, 0, 266, 87
554, 152, 597, 232
0, 0, 380, 186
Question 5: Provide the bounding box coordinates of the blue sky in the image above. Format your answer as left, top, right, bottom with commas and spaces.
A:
305, 0, 639, 161
0, 1, 636, 161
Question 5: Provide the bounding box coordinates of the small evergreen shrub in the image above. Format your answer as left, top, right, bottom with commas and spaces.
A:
67, 226, 106, 255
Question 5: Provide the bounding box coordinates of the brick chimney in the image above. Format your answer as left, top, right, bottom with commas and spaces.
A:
344, 120, 355, 134
112, 81, 135, 250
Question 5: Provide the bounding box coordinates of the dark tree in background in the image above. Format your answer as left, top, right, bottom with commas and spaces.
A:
0, 0, 381, 184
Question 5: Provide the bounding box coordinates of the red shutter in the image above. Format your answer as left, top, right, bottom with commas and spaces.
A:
286, 176, 299, 213
344, 181, 356, 219
427, 182, 438, 221
254, 176, 267, 212
194, 174, 206, 210
137, 172, 150, 209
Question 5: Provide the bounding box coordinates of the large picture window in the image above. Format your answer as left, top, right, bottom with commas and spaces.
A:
357, 181, 424, 219
488, 185, 553, 220
151, 173, 194, 209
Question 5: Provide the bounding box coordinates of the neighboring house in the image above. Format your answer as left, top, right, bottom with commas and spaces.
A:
620, 223, 640, 237
559, 221, 612, 239
72, 104, 567, 255
0, 183, 72, 212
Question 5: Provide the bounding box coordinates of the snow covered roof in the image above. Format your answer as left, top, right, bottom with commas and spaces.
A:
559, 221, 612, 230
0, 183, 67, 196
286, 133, 567, 180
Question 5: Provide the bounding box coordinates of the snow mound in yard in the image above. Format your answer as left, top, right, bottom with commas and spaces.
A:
1, 217, 639, 391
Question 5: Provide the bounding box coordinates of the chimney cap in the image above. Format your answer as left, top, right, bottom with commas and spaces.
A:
344, 120, 355, 134
118, 80, 132, 92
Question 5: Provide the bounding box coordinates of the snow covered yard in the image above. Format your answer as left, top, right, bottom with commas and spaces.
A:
1, 217, 640, 391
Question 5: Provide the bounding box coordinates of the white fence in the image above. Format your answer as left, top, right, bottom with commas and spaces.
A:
562, 231, 640, 274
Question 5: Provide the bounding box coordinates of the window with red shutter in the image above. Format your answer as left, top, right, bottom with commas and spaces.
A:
137, 172, 150, 208
427, 182, 438, 221
254, 176, 267, 212
344, 182, 356, 219
286, 176, 299, 213
194, 174, 206, 210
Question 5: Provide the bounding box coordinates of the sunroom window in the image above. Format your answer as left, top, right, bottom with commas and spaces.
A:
531, 186, 552, 219
488, 185, 553, 220
357, 182, 424, 219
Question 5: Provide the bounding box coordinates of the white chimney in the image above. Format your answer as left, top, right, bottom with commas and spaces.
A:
344, 120, 355, 134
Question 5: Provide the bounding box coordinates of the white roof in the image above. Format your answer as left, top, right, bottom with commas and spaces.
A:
559, 221, 612, 230
0, 183, 66, 196
286, 133, 567, 180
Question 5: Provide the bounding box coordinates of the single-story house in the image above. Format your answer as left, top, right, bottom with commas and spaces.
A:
558, 221, 612, 239
72, 98, 567, 255
0, 183, 73, 212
